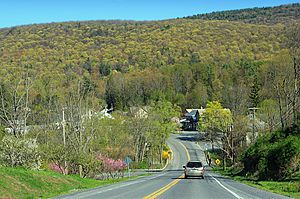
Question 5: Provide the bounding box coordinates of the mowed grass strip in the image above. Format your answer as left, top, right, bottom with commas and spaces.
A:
0, 167, 137, 199
236, 177, 300, 199
213, 168, 300, 199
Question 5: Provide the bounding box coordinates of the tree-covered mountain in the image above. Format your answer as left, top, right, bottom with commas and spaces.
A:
0, 19, 283, 73
0, 4, 298, 119
185, 3, 300, 25
0, 19, 285, 111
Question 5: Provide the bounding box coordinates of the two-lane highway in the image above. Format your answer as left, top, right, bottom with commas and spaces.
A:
57, 132, 290, 199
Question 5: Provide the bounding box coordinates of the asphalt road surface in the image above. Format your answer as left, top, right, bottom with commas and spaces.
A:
57, 132, 290, 199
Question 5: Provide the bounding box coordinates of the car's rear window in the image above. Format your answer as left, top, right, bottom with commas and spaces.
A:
186, 162, 202, 168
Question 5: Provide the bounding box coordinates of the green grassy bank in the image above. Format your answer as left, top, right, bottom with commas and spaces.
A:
0, 167, 137, 199
213, 168, 300, 199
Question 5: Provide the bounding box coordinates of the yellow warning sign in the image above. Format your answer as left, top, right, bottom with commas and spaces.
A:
215, 159, 221, 165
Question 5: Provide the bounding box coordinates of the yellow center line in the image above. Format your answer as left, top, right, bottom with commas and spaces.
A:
143, 174, 184, 199
179, 142, 190, 161
143, 142, 191, 199
144, 180, 173, 199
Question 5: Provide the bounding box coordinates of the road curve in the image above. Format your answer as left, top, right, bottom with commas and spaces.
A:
56, 132, 290, 199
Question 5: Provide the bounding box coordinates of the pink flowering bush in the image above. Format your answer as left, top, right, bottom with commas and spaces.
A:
48, 153, 127, 179
96, 154, 127, 179
48, 162, 67, 174
96, 154, 127, 171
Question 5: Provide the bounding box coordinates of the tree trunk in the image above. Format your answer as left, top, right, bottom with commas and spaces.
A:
134, 135, 140, 162
141, 142, 147, 162
223, 153, 226, 171
293, 57, 299, 124
276, 84, 285, 129
209, 131, 214, 152
79, 165, 83, 178
134, 144, 139, 162
160, 143, 163, 164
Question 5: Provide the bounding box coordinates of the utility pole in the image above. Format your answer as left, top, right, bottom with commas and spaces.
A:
249, 107, 259, 142
62, 108, 67, 174
62, 108, 66, 147
229, 124, 234, 164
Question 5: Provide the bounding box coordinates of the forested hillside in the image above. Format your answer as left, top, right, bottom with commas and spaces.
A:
185, 3, 300, 25
1, 19, 283, 71
0, 19, 284, 112
0, 15, 298, 127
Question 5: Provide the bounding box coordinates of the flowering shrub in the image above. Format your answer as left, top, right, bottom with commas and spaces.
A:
48, 153, 127, 179
96, 154, 127, 171
0, 135, 41, 169
96, 154, 127, 179
48, 162, 67, 174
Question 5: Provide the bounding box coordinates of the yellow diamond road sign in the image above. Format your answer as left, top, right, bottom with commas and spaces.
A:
215, 159, 221, 165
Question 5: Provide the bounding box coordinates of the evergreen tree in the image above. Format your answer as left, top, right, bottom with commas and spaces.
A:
249, 76, 260, 107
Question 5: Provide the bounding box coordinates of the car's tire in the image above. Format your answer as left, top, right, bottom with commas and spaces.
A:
201, 176, 204, 179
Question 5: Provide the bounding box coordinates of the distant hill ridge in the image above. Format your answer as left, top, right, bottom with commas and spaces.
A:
184, 3, 300, 25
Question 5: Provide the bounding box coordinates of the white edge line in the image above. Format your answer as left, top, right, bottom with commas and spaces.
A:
209, 173, 243, 199
197, 142, 204, 151
69, 172, 169, 199
161, 157, 169, 170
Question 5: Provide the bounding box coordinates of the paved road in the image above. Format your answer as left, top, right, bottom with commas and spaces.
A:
57, 132, 290, 199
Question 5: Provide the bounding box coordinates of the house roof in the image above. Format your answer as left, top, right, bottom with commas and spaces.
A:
186, 109, 198, 117
129, 106, 149, 118
186, 108, 205, 115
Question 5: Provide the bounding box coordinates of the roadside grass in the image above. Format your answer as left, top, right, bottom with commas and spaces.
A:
212, 167, 300, 199
0, 166, 141, 199
131, 161, 165, 170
